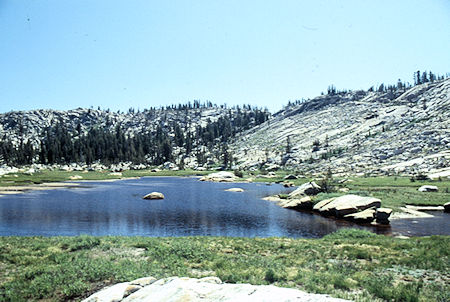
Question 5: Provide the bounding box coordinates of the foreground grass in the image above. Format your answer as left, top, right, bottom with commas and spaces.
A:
0, 229, 448, 302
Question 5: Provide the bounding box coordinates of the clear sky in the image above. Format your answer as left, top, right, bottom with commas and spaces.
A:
1, 0, 449, 113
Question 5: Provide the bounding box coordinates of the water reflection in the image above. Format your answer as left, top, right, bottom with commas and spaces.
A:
0, 177, 448, 237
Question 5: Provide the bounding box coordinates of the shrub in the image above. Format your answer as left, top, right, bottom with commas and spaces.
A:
323, 228, 377, 240
264, 269, 277, 283
233, 170, 244, 178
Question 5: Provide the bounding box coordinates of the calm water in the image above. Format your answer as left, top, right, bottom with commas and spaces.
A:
0, 177, 448, 238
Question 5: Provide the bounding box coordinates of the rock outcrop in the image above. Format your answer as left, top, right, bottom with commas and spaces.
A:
231, 79, 450, 176
288, 181, 321, 197
1, 79, 449, 175
444, 202, 450, 213
317, 195, 381, 217
278, 196, 313, 210
82, 276, 349, 302
265, 193, 391, 224
199, 171, 237, 182
344, 208, 376, 223
418, 185, 439, 192
376, 208, 393, 224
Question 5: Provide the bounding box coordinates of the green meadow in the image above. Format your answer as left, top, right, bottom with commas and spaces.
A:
1, 229, 449, 302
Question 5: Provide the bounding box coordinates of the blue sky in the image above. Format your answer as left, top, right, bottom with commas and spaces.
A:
1, 0, 449, 113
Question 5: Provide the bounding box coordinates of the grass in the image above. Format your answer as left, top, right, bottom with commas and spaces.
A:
243, 171, 450, 212
0, 169, 211, 187
343, 176, 450, 211
0, 229, 448, 301
1, 171, 449, 301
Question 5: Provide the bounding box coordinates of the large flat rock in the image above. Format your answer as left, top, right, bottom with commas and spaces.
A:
317, 195, 381, 217
84, 277, 349, 302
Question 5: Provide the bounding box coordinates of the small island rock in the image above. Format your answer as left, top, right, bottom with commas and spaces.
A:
143, 192, 165, 200
225, 188, 244, 192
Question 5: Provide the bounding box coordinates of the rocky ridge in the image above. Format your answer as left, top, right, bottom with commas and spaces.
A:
232, 79, 450, 176
0, 106, 243, 148
1, 79, 449, 176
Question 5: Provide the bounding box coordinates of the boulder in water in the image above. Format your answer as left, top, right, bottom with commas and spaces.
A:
225, 188, 244, 192
376, 207, 393, 224
444, 202, 450, 213
143, 192, 165, 200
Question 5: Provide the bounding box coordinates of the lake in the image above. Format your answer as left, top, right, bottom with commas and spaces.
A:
0, 176, 448, 237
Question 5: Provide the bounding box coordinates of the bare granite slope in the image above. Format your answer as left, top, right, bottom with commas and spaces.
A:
232, 79, 450, 176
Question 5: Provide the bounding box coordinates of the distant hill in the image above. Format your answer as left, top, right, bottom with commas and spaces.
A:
0, 78, 449, 177
231, 78, 450, 176
0, 103, 269, 168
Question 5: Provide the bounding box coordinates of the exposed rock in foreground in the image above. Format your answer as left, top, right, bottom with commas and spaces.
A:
279, 196, 313, 210
83, 276, 349, 302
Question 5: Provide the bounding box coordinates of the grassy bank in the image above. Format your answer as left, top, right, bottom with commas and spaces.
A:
0, 169, 211, 187
0, 229, 448, 301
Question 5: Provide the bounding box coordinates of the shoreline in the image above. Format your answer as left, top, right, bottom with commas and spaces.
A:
262, 193, 447, 222
0, 177, 143, 197
1, 171, 448, 223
